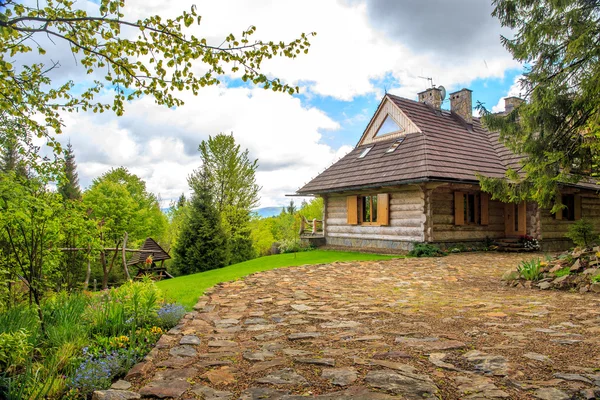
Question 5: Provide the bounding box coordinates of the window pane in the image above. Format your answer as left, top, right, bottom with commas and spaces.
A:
463, 194, 468, 223
562, 195, 575, 221
468, 194, 475, 223
358, 147, 373, 158
372, 195, 378, 222
514, 203, 519, 231
363, 196, 370, 222
376, 115, 403, 136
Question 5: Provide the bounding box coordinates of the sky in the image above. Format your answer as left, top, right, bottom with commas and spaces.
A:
36, 0, 524, 208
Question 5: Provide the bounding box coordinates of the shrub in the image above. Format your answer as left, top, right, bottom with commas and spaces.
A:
156, 303, 186, 329
408, 243, 447, 257
0, 330, 33, 373
565, 218, 596, 248
69, 348, 137, 395
517, 258, 543, 281
553, 267, 571, 278
592, 273, 600, 283
519, 235, 540, 251
278, 239, 311, 254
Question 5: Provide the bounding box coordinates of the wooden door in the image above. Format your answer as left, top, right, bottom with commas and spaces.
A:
505, 201, 527, 236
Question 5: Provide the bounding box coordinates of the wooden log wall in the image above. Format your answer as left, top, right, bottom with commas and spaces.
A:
431, 185, 505, 241
325, 185, 425, 243
540, 193, 600, 240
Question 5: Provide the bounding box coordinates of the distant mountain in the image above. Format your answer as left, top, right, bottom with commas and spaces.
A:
254, 206, 284, 218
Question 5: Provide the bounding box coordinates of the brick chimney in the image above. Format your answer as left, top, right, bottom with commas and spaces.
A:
449, 88, 473, 124
418, 87, 442, 110
504, 96, 524, 113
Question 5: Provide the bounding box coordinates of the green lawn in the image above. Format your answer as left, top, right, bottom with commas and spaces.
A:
157, 250, 398, 309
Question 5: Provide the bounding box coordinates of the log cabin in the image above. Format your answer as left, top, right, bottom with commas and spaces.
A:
295, 87, 599, 252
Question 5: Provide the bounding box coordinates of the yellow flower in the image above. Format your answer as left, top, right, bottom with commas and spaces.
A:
150, 326, 163, 335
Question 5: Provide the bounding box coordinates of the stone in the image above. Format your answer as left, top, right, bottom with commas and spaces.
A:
191, 385, 233, 400
538, 281, 552, 290
370, 360, 417, 374
254, 331, 284, 341
124, 361, 151, 381
320, 320, 361, 329
352, 335, 384, 341
239, 387, 290, 400
373, 351, 411, 359
321, 367, 358, 386
169, 345, 197, 358
291, 304, 313, 312
139, 380, 191, 398
92, 390, 140, 400
203, 366, 236, 385
243, 350, 276, 362
524, 352, 551, 363
553, 373, 593, 384
256, 368, 309, 386
282, 348, 312, 356
110, 380, 131, 390
180, 335, 201, 345
294, 357, 335, 367
551, 339, 582, 345
395, 337, 466, 351
248, 358, 287, 373
591, 283, 600, 293
245, 317, 269, 325
454, 375, 510, 398
463, 350, 508, 376
288, 332, 321, 340
583, 268, 598, 275
429, 353, 461, 371
365, 370, 439, 399
208, 340, 238, 347
570, 259, 583, 272
534, 388, 570, 400
153, 367, 197, 381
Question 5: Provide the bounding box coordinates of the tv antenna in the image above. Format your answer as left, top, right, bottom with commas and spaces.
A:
418, 76, 435, 88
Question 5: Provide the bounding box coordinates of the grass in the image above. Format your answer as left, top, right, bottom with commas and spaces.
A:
156, 250, 399, 309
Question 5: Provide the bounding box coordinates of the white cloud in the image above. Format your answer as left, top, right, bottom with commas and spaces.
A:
57, 86, 343, 207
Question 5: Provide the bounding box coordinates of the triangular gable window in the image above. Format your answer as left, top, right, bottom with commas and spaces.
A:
375, 115, 403, 137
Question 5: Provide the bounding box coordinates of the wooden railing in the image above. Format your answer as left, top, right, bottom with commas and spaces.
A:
299, 216, 324, 236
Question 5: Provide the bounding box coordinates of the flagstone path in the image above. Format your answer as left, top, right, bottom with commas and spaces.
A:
114, 253, 600, 399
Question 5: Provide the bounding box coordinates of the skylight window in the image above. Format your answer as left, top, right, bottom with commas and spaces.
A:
375, 115, 403, 137
386, 137, 405, 153
358, 147, 373, 158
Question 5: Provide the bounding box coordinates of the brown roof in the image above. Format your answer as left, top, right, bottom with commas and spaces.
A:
127, 237, 171, 266
297, 94, 598, 194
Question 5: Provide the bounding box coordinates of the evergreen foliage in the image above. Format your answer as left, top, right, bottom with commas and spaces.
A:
479, 0, 600, 210
58, 141, 82, 201
174, 167, 229, 275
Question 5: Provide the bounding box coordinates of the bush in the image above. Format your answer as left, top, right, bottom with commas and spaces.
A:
565, 218, 596, 248
0, 330, 33, 373
278, 239, 311, 254
517, 258, 543, 281
408, 243, 447, 257
592, 273, 600, 283
156, 303, 186, 329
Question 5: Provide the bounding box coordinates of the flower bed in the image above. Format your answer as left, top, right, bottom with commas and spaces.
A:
0, 279, 186, 399
502, 248, 600, 293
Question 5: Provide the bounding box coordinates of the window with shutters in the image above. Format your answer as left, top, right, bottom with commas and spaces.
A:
346, 194, 389, 226
553, 194, 581, 221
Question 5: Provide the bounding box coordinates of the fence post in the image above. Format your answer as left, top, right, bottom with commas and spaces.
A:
312, 218, 317, 234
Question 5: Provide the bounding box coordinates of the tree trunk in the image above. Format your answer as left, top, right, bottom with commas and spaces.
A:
100, 250, 108, 290
84, 244, 91, 289
122, 232, 131, 280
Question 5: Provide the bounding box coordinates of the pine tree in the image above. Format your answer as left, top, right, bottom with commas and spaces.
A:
58, 141, 82, 200
174, 167, 229, 275
176, 193, 186, 209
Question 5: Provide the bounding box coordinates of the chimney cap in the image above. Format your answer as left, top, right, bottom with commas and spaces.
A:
417, 87, 441, 95
449, 88, 473, 95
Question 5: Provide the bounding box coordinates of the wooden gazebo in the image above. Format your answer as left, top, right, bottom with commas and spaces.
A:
128, 237, 173, 280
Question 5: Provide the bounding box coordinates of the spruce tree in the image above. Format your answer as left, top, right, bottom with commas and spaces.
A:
58, 141, 82, 200
174, 167, 229, 275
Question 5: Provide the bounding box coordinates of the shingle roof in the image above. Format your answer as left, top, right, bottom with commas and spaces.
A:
127, 237, 171, 266
296, 94, 597, 194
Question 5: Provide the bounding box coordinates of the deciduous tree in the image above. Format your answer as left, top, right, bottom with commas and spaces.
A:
0, 0, 314, 156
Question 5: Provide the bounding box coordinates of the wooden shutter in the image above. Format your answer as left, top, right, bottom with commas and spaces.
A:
454, 192, 465, 225
518, 201, 527, 235
574, 194, 582, 220
378, 193, 390, 226
554, 194, 563, 220
480, 193, 489, 225
346, 196, 358, 225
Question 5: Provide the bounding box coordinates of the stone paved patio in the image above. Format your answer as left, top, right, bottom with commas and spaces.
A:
116, 253, 600, 399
